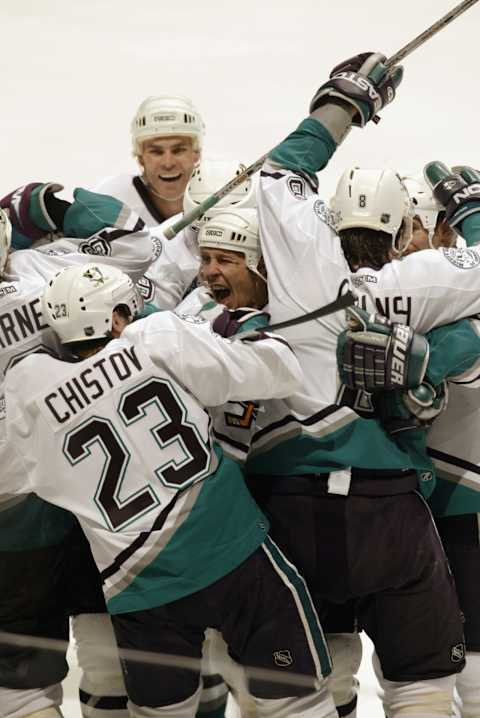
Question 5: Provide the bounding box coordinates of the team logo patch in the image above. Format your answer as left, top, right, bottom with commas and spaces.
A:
442, 247, 480, 270
136, 276, 154, 302
450, 643, 465, 663
273, 649, 293, 667
79, 237, 111, 256
313, 199, 340, 230
224, 401, 257, 429
287, 177, 307, 200
83, 266, 107, 286
151, 235, 163, 260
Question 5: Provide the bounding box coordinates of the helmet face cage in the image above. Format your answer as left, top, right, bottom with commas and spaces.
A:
0, 209, 12, 274
43, 263, 144, 345
197, 208, 265, 281
131, 95, 204, 156
331, 167, 414, 257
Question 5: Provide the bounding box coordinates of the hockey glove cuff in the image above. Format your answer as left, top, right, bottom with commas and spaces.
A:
424, 162, 480, 229
0, 182, 68, 249
337, 306, 429, 391
310, 52, 403, 141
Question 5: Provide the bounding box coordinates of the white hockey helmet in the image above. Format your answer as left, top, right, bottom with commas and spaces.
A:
0, 209, 12, 274
198, 208, 264, 280
43, 263, 144, 345
183, 159, 257, 230
331, 167, 413, 251
402, 173, 442, 247
131, 95, 205, 156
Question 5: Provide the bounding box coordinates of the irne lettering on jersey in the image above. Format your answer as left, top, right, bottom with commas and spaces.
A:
44, 346, 143, 424
0, 298, 48, 349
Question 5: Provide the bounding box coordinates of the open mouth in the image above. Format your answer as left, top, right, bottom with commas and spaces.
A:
211, 287, 231, 302
159, 174, 182, 183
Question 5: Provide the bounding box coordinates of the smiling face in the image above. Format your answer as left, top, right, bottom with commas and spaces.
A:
138, 135, 199, 203
199, 247, 267, 309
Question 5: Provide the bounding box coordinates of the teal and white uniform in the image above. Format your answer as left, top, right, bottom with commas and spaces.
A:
247, 119, 435, 480
0, 312, 301, 614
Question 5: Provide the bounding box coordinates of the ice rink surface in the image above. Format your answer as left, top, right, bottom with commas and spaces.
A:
2, 1, 478, 716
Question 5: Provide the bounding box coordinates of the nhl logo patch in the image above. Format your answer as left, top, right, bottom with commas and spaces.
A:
419, 471, 433, 482
442, 247, 480, 270
273, 649, 293, 667
287, 177, 307, 200
450, 643, 465, 663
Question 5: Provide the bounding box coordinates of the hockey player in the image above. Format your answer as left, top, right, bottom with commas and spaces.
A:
1, 261, 339, 718
0, 190, 162, 718
335, 167, 480, 717
244, 51, 480, 718
94, 95, 204, 224
136, 158, 258, 311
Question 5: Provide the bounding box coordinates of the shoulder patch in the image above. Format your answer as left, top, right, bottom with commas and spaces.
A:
136, 275, 154, 301
313, 199, 340, 231
287, 176, 307, 200
442, 247, 480, 269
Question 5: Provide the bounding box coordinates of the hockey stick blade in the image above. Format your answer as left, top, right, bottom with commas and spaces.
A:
233, 290, 356, 342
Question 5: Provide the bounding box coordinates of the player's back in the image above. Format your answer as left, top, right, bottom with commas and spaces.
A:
353, 246, 480, 333
3, 310, 304, 612
0, 251, 66, 380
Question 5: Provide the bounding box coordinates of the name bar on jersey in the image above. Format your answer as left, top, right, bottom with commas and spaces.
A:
43, 346, 143, 425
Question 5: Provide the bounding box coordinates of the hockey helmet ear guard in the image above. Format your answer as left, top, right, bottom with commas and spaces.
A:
42, 263, 144, 345
131, 95, 204, 156
330, 167, 414, 256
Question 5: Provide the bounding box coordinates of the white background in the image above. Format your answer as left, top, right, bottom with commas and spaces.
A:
3, 1, 476, 715
2, 0, 479, 201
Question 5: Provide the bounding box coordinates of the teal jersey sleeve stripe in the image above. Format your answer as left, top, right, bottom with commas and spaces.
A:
269, 118, 337, 178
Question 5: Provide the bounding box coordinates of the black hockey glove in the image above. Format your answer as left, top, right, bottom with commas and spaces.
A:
0, 182, 69, 249
310, 52, 404, 127
337, 306, 429, 391
424, 162, 480, 228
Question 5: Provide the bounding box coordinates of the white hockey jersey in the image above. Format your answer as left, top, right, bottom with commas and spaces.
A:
93, 174, 164, 227
0, 312, 301, 613
247, 163, 424, 477
0, 224, 160, 403
93, 176, 199, 309
350, 228, 480, 516
175, 287, 269, 464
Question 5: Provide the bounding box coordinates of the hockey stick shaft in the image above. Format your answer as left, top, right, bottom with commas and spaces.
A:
233, 290, 356, 341
384, 0, 479, 68
164, 0, 478, 240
